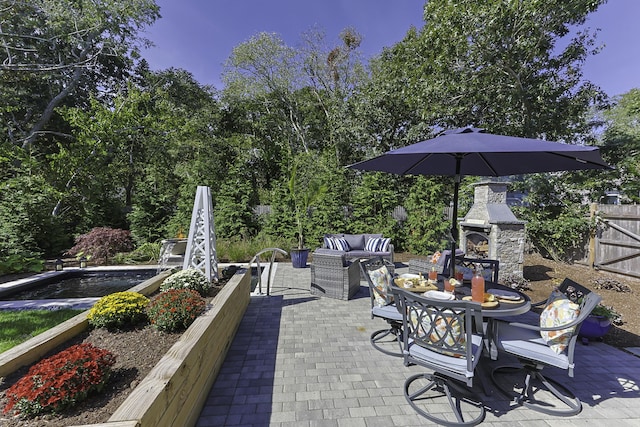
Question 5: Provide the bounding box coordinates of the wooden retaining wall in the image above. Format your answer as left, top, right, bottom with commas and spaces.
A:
72, 267, 251, 427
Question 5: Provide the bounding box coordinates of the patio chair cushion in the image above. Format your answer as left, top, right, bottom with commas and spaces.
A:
539, 298, 581, 354
372, 304, 403, 321
368, 265, 394, 307
408, 333, 483, 372
496, 322, 570, 369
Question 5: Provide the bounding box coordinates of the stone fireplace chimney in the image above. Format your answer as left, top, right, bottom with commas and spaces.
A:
459, 181, 526, 277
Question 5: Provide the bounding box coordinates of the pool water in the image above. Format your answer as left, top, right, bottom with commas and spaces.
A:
6, 270, 157, 300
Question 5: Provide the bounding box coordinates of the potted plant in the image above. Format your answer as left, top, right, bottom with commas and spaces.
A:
579, 303, 621, 341
288, 162, 327, 268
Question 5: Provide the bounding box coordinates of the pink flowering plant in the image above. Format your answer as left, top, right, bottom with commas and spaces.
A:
3, 343, 115, 417
146, 288, 207, 332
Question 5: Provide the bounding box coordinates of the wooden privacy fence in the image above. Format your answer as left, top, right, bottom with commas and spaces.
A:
590, 203, 640, 279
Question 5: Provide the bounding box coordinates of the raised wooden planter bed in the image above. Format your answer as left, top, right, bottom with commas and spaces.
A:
0, 267, 252, 427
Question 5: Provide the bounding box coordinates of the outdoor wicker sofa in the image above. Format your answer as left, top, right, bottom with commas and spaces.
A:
322, 233, 394, 262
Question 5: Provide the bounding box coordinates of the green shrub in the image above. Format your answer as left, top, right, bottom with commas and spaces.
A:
161, 268, 211, 296
216, 235, 290, 262
111, 242, 162, 265
146, 288, 206, 332
0, 253, 44, 275
87, 291, 149, 329
3, 343, 115, 417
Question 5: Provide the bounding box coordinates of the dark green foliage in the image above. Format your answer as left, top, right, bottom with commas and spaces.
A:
0, 254, 44, 275
403, 176, 450, 255
0, 176, 68, 258
263, 179, 297, 247
349, 172, 402, 245
598, 89, 640, 203
512, 174, 592, 262
127, 178, 178, 245
215, 163, 260, 239
66, 227, 134, 264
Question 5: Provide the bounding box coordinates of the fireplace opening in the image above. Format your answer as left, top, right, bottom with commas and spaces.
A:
465, 231, 489, 258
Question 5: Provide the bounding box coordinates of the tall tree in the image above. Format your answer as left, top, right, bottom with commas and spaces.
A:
300, 27, 369, 165
0, 0, 160, 150
391, 0, 606, 141
222, 32, 306, 161
599, 89, 640, 203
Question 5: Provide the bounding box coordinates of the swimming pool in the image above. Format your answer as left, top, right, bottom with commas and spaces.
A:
1, 269, 157, 300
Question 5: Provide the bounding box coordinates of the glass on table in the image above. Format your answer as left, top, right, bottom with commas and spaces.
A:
428, 266, 438, 283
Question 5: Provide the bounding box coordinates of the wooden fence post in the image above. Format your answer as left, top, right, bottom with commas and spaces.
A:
589, 202, 597, 269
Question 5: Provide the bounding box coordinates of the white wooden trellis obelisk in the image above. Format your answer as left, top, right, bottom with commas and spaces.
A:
182, 186, 218, 281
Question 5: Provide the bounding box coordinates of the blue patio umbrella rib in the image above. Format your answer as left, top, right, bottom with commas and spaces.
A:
402, 152, 439, 175
474, 152, 499, 176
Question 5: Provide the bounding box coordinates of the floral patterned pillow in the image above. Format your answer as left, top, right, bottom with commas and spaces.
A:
368, 265, 393, 307
410, 308, 466, 357
539, 298, 581, 354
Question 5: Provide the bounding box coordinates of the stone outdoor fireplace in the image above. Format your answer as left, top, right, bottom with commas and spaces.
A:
459, 181, 526, 277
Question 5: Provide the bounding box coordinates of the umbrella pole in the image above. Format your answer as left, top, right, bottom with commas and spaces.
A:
450, 157, 462, 279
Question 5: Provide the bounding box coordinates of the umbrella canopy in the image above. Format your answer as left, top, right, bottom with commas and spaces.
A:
348, 127, 612, 278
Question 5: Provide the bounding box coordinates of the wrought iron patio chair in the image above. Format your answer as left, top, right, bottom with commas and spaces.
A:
360, 257, 403, 357
501, 277, 594, 327
441, 253, 500, 283
392, 287, 486, 426
530, 277, 592, 310
490, 289, 602, 416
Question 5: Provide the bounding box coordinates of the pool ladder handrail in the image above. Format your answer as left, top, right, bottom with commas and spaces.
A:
248, 248, 288, 296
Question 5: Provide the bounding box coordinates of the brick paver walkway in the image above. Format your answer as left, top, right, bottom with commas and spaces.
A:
196, 262, 640, 426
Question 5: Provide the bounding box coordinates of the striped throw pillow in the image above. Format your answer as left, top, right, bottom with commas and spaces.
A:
333, 237, 350, 252
365, 237, 390, 252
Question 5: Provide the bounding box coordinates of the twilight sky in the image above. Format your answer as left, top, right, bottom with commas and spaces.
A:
142, 0, 639, 97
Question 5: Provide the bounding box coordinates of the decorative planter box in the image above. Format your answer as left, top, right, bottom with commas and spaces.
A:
0, 267, 251, 427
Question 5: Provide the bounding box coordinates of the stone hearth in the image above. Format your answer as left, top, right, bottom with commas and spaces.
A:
459, 181, 526, 277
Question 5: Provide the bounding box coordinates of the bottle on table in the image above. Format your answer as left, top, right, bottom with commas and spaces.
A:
471, 263, 485, 303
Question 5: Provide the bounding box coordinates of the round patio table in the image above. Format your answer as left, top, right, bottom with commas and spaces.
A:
433, 276, 532, 361
444, 279, 531, 318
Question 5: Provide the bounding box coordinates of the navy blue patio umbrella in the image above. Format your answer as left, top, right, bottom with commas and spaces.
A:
348, 127, 612, 278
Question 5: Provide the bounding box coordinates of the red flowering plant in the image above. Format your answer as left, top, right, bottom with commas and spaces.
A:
146, 288, 207, 332
3, 343, 116, 417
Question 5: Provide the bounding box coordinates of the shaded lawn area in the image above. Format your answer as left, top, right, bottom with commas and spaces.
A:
0, 309, 84, 353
